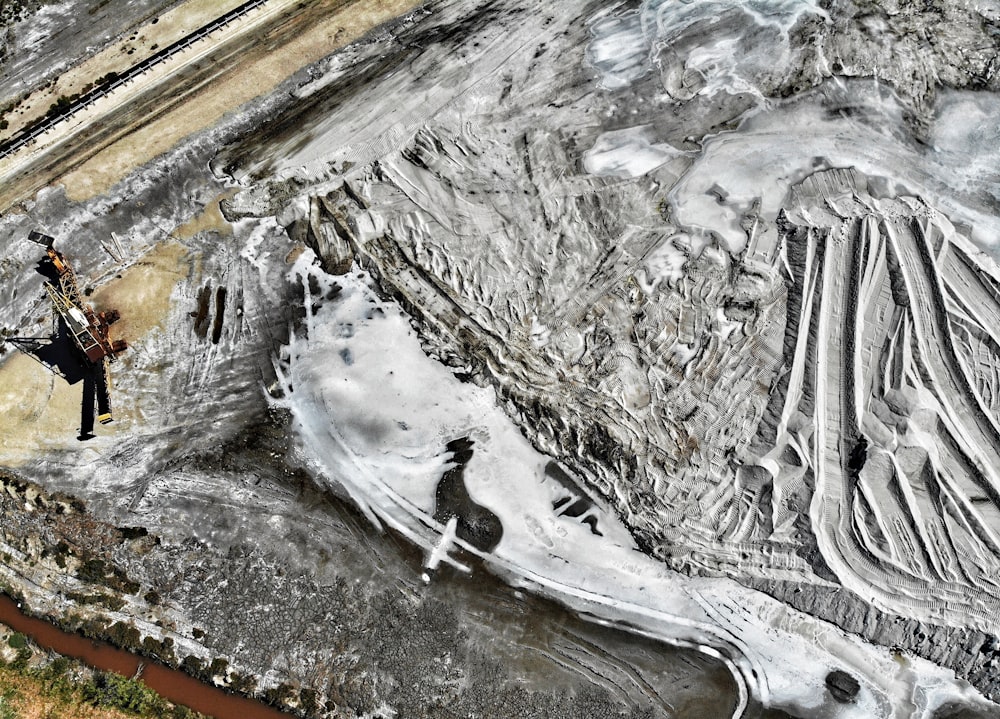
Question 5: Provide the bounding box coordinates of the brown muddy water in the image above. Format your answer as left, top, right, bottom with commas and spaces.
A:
0, 593, 290, 719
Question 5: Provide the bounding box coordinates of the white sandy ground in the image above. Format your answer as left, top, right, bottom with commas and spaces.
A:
0, 0, 997, 713
273, 246, 996, 719
202, 1, 1000, 713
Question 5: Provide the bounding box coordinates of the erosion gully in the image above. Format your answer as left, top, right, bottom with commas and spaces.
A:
0, 593, 289, 719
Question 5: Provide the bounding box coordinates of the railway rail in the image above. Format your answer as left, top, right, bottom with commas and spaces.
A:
0, 0, 270, 161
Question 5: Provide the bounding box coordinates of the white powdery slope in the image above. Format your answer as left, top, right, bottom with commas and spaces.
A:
660, 84, 1000, 255
585, 1, 1000, 255
273, 249, 988, 719
586, 0, 827, 94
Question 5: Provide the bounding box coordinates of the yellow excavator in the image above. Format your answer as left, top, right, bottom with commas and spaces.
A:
28, 230, 127, 426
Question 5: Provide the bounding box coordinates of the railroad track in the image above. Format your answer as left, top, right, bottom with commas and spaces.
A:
0, 0, 270, 161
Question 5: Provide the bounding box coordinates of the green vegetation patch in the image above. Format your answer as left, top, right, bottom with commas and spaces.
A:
0, 649, 205, 719
75, 558, 141, 595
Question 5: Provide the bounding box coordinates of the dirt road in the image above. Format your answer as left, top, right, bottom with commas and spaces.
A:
0, 0, 423, 211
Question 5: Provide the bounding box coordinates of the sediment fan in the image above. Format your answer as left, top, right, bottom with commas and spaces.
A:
760, 168, 1000, 630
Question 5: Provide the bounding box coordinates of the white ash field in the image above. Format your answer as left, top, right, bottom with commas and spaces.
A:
4, 0, 1000, 717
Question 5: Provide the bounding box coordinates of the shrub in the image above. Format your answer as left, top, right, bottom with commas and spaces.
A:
11, 648, 31, 670
180, 655, 205, 678
299, 688, 319, 715
140, 635, 174, 662
208, 657, 228, 678
81, 671, 170, 714
263, 682, 295, 706
107, 621, 141, 649
46, 656, 70, 676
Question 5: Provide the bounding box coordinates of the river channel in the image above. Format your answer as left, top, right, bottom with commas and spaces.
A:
0, 593, 290, 719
